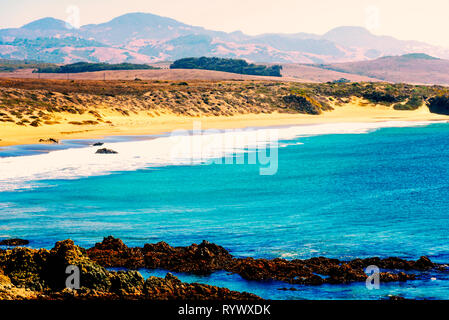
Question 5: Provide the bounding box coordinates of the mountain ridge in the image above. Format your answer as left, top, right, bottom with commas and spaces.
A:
1, 12, 449, 64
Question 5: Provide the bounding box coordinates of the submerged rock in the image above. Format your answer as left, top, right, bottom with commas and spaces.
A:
388, 295, 413, 301
95, 148, 118, 154
0, 239, 29, 246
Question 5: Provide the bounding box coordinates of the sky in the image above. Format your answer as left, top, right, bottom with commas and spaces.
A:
1, 0, 449, 48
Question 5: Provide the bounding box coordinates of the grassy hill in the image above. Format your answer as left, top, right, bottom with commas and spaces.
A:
0, 59, 56, 72
315, 53, 449, 85
1, 79, 449, 131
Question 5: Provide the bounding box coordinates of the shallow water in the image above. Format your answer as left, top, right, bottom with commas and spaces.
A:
1, 122, 449, 299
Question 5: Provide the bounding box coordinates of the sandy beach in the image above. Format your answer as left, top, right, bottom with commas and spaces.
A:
1, 103, 448, 147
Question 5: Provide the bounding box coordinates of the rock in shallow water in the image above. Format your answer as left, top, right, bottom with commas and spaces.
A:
0, 237, 442, 301
87, 236, 436, 286
95, 148, 118, 154
38, 138, 59, 144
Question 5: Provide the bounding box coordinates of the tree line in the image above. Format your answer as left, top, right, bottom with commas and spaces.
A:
170, 57, 283, 77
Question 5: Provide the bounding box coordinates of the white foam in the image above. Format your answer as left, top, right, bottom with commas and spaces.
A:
0, 121, 435, 191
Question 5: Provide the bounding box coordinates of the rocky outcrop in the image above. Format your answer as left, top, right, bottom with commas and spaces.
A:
143, 240, 233, 274
87, 237, 233, 273
143, 273, 258, 300
347, 256, 435, 271
86, 236, 144, 269
229, 256, 418, 285
0, 237, 444, 301
0, 239, 259, 301
0, 267, 40, 300
87, 237, 439, 286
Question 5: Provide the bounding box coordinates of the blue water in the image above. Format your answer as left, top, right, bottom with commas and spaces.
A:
1, 123, 449, 299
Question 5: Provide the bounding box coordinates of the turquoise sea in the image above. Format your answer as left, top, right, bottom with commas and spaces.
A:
1, 122, 449, 300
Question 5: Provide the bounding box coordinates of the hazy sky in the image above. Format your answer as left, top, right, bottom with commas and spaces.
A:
1, 0, 449, 48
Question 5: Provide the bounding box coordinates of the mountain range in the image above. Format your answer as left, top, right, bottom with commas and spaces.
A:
1, 12, 449, 64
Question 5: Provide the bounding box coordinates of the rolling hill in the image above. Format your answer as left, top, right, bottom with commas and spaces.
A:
316, 53, 449, 85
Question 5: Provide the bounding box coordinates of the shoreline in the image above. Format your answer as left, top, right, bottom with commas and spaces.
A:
1, 104, 449, 148
1, 115, 447, 192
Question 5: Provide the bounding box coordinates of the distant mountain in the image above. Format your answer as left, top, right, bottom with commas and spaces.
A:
323, 26, 401, 51
1, 12, 449, 64
80, 13, 208, 44
316, 53, 449, 85
22, 17, 69, 31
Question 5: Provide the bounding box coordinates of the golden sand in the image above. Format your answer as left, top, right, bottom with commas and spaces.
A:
1, 102, 448, 147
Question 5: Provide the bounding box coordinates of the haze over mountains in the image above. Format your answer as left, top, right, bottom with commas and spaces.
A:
1, 12, 449, 64
316, 53, 449, 85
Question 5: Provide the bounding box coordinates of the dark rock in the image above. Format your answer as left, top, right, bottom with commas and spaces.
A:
0, 237, 443, 301
414, 256, 435, 270
388, 295, 413, 301
142, 239, 233, 274
87, 237, 434, 286
379, 272, 415, 283
0, 247, 50, 291
92, 142, 104, 146
87, 236, 144, 269
109, 270, 145, 295
0, 239, 112, 292
277, 287, 298, 291
143, 273, 259, 300
95, 148, 118, 154
45, 239, 112, 291
39, 138, 59, 144
0, 239, 29, 246
0, 239, 259, 300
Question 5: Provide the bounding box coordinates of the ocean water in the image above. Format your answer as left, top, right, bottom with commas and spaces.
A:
1, 122, 449, 300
